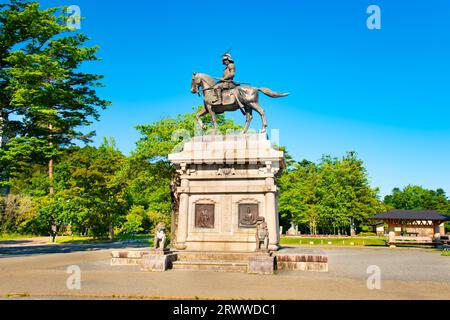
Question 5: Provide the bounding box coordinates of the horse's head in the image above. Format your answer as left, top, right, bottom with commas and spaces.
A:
191, 72, 201, 95
191, 73, 215, 96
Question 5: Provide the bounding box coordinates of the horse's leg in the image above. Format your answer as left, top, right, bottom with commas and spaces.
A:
196, 105, 208, 130
243, 109, 253, 133
205, 104, 218, 133
211, 111, 218, 133
249, 102, 268, 133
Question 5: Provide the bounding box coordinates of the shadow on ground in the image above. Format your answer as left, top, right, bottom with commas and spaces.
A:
0, 240, 34, 246
0, 241, 149, 258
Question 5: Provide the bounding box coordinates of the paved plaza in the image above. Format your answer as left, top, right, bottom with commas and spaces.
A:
0, 241, 449, 300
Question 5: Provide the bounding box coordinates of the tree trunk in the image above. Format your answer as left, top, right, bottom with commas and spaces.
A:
49, 158, 54, 194
350, 218, 356, 236
106, 206, 114, 241
110, 223, 114, 241
48, 124, 56, 242
48, 124, 54, 195
0, 111, 7, 148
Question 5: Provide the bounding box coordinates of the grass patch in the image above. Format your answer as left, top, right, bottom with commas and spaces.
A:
280, 236, 387, 247
55, 234, 151, 244
115, 234, 151, 242
442, 249, 450, 256
55, 236, 108, 244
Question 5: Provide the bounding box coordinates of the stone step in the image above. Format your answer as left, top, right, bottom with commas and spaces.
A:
176, 251, 257, 262
172, 260, 248, 272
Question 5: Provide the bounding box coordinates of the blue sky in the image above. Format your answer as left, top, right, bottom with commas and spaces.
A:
39, 0, 450, 197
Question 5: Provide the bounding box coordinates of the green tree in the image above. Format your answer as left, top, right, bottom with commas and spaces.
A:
279, 159, 320, 234
0, 0, 110, 192
120, 209, 144, 236
278, 151, 385, 235
384, 185, 450, 213
318, 152, 385, 235
0, 194, 37, 234
46, 138, 127, 239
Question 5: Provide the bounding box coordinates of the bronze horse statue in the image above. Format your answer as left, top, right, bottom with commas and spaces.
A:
191, 73, 289, 133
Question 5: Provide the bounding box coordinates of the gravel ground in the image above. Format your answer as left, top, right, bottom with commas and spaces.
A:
324, 246, 450, 282
0, 245, 449, 300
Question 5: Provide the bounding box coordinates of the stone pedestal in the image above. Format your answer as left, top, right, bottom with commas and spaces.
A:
275, 249, 328, 272
248, 254, 275, 275
141, 250, 177, 272
110, 250, 147, 266
169, 133, 285, 252
286, 223, 298, 236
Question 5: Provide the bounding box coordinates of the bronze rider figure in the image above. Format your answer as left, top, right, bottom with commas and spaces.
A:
212, 53, 236, 105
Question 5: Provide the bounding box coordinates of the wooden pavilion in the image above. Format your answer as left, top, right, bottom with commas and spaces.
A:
369, 210, 450, 247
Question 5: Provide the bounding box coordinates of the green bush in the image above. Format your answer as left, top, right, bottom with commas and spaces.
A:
357, 232, 377, 237
360, 225, 374, 233
120, 212, 144, 236
0, 195, 38, 234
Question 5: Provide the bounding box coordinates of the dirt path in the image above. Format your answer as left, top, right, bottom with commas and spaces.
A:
0, 237, 52, 248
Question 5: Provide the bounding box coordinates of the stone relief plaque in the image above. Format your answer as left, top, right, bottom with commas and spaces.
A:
195, 204, 215, 229
239, 204, 259, 228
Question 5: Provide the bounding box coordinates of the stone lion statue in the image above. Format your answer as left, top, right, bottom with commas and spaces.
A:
255, 217, 269, 252
154, 222, 166, 250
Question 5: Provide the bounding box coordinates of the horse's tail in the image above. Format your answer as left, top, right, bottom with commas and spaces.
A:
257, 87, 289, 98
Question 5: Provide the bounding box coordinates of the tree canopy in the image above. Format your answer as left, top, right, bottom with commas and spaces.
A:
384, 185, 450, 213
278, 152, 386, 235
0, 0, 110, 190
0, 110, 243, 238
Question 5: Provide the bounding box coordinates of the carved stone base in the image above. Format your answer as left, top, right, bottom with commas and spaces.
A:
141, 252, 177, 272
274, 249, 328, 272
168, 133, 285, 253
247, 254, 275, 275
149, 248, 170, 255
110, 250, 147, 266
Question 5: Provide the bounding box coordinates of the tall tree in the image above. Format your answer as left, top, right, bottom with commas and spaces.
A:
318, 152, 384, 235
278, 151, 385, 235
279, 159, 321, 234
0, 0, 110, 194
46, 139, 127, 239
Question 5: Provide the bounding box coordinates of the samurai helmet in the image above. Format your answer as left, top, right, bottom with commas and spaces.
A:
222, 53, 234, 63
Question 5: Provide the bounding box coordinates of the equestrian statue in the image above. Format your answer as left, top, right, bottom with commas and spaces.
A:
191, 53, 289, 133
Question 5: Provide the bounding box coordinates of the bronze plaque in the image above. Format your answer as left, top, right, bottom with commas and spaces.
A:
195, 204, 215, 229
239, 204, 259, 228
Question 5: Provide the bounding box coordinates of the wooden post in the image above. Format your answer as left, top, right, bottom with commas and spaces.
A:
439, 223, 446, 236
433, 223, 441, 244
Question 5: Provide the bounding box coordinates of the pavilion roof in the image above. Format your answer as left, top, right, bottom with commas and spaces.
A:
369, 210, 450, 222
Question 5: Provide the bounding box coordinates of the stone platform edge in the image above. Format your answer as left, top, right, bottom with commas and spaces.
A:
273, 253, 328, 272
110, 250, 329, 273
